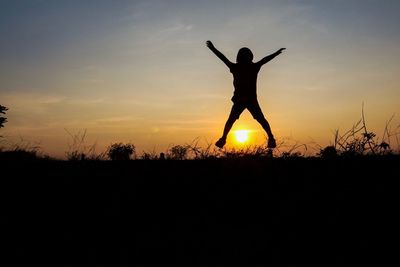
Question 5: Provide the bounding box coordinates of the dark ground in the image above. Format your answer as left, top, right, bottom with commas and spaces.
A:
1, 156, 399, 266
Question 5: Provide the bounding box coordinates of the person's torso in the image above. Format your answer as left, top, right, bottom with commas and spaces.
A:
230, 63, 261, 101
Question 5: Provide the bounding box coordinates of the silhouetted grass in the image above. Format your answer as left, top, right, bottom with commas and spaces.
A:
318, 105, 399, 158
0, 137, 50, 161
65, 129, 106, 160
2, 105, 398, 265
1, 118, 398, 266
1, 106, 399, 161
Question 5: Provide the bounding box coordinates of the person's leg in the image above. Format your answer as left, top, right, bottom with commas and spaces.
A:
216, 103, 245, 148
247, 100, 276, 148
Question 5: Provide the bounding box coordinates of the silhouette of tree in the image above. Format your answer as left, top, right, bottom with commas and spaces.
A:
107, 142, 135, 160
0, 105, 7, 129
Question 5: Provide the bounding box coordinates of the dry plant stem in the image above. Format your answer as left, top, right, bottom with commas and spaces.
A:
335, 119, 362, 151
361, 103, 375, 155
396, 124, 400, 148
382, 114, 395, 146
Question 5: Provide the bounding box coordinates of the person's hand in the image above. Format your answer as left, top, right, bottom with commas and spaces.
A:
206, 40, 215, 49
277, 48, 286, 53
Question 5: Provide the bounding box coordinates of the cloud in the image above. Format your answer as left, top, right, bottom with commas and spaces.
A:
161, 22, 193, 33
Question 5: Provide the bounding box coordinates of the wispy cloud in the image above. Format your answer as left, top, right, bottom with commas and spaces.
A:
161, 22, 193, 33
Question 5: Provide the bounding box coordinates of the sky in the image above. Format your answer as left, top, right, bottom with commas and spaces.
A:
1, 0, 399, 158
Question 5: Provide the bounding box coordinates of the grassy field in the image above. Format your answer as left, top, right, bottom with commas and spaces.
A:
1, 155, 398, 266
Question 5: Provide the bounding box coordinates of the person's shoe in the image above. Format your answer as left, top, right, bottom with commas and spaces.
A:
215, 138, 226, 148
267, 137, 276, 148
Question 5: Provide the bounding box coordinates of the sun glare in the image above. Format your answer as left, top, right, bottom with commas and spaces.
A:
234, 130, 250, 143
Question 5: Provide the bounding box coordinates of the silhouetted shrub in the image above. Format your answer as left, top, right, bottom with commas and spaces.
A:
330, 105, 399, 156
318, 146, 337, 159
107, 142, 135, 160
167, 145, 189, 160
141, 152, 156, 160
334, 123, 393, 156
140, 148, 159, 160
0, 139, 47, 160
0, 105, 8, 134
0, 149, 38, 161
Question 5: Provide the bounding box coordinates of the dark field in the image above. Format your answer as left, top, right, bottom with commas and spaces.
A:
1, 156, 399, 266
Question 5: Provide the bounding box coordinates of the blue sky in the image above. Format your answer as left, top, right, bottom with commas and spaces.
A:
1, 0, 399, 157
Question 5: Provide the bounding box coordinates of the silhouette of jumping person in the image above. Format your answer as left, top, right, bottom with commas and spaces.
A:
206, 40, 285, 148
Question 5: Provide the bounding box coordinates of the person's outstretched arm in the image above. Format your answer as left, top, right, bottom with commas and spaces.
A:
257, 48, 286, 66
206, 40, 234, 68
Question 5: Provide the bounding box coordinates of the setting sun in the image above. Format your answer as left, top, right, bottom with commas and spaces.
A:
234, 130, 250, 143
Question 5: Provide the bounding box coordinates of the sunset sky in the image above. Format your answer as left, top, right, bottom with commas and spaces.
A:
1, 0, 399, 158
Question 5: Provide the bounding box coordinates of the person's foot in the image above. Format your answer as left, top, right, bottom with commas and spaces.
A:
267, 137, 276, 148
215, 138, 226, 148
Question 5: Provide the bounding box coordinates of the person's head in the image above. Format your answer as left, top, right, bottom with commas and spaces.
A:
236, 47, 253, 63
